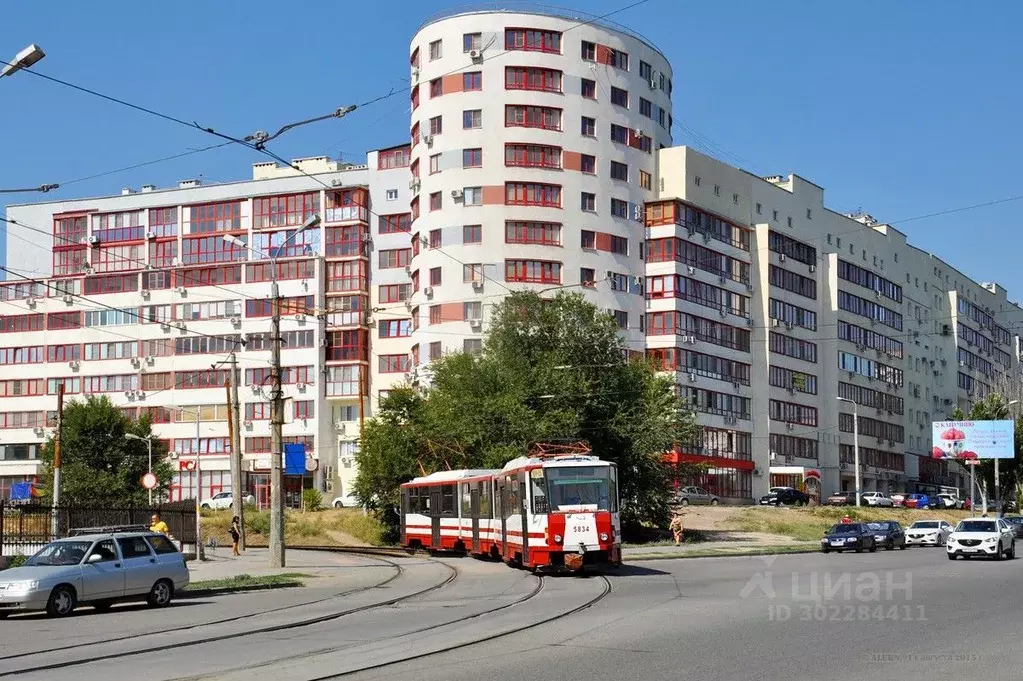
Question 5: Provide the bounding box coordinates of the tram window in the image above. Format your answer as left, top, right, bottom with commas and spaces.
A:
440, 484, 455, 516
493, 481, 501, 518
609, 466, 619, 513
503, 476, 518, 520
460, 483, 471, 516
421, 491, 431, 515
530, 469, 549, 514
479, 482, 491, 518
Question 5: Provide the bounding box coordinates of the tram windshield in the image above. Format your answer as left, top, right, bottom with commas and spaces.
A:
533, 465, 617, 512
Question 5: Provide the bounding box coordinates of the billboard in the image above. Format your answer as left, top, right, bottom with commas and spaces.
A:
931, 420, 1015, 460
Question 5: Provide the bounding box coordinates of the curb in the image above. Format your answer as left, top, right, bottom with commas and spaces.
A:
624, 546, 819, 561
179, 581, 305, 598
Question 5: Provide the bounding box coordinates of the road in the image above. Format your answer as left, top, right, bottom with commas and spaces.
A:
1, 546, 1020, 680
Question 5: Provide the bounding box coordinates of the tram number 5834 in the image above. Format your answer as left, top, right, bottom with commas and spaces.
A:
572, 525, 589, 533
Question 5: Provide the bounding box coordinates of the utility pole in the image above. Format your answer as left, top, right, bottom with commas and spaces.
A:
229, 353, 245, 549
194, 410, 204, 561
269, 278, 286, 567
51, 383, 64, 539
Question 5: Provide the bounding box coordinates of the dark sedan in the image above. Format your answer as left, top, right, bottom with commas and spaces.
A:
1001, 516, 1023, 540
760, 488, 811, 506
821, 523, 877, 553
867, 521, 907, 550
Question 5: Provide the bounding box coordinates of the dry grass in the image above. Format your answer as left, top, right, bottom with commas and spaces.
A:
725, 506, 975, 542
201, 508, 387, 547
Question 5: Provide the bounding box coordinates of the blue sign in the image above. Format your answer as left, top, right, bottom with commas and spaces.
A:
284, 443, 307, 475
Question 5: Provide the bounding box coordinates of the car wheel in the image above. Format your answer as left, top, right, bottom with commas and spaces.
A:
710, 499, 719, 506
147, 579, 174, 608
46, 585, 77, 618
869, 541, 877, 553
821, 547, 830, 554
886, 540, 893, 551
334, 500, 344, 508
994, 543, 1004, 561
948, 554, 957, 561
1007, 542, 1016, 560
680, 499, 688, 506
855, 546, 863, 553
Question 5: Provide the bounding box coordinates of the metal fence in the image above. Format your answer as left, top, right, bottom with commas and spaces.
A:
0, 500, 196, 556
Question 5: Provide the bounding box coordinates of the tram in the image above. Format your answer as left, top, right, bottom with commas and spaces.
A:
399, 443, 621, 572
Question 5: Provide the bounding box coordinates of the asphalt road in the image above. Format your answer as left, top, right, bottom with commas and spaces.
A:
3, 546, 1021, 680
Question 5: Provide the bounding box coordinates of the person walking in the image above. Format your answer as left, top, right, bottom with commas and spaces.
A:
150, 513, 169, 535
229, 516, 241, 556
669, 508, 685, 546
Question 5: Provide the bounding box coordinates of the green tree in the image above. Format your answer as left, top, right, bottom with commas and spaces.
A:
38, 395, 173, 506
354, 291, 701, 537
948, 394, 1023, 511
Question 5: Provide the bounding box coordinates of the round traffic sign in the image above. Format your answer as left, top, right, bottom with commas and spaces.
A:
142, 473, 158, 490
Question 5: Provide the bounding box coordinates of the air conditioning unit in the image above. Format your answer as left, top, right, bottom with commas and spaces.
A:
469, 318, 482, 330
772, 319, 780, 327
688, 372, 697, 382
62, 294, 74, 304
88, 235, 100, 245
33, 426, 45, 436
469, 49, 482, 61
718, 275, 726, 284
411, 67, 419, 83
231, 316, 241, 326
874, 290, 882, 299
176, 286, 187, 295
146, 231, 157, 240
746, 318, 754, 327
25, 297, 37, 308
243, 420, 253, 428
295, 313, 306, 322
687, 266, 696, 275
809, 265, 816, 273
136, 391, 146, 400
685, 336, 696, 344
451, 189, 463, 199
140, 289, 151, 300
409, 178, 420, 191
68, 360, 80, 370
424, 286, 433, 297
297, 382, 308, 392
779, 253, 786, 262
785, 322, 794, 330
250, 384, 261, 392
787, 423, 794, 430
130, 357, 141, 367
422, 134, 433, 147
648, 78, 657, 90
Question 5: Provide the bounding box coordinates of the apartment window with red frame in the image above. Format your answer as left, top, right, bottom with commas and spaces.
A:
463, 148, 482, 168
379, 354, 410, 373
505, 260, 561, 284
581, 79, 596, 99
506, 182, 561, 207
187, 201, 241, 234
53, 248, 87, 277
84, 274, 137, 295
324, 225, 363, 257
581, 154, 596, 173
246, 403, 272, 421
42, 312, 75, 331
429, 267, 442, 286
463, 72, 482, 91
427, 192, 442, 211
463, 225, 482, 244
378, 249, 411, 269
326, 260, 366, 293
411, 196, 420, 221
54, 215, 87, 248
181, 234, 247, 265
429, 229, 442, 248
379, 284, 411, 304
253, 192, 319, 230
379, 213, 411, 234
505, 143, 562, 169
175, 370, 229, 389
247, 260, 315, 284
294, 401, 314, 420
410, 47, 420, 68
610, 86, 629, 108
430, 78, 443, 97
378, 146, 410, 170
581, 41, 596, 61
47, 344, 80, 363
326, 330, 367, 362
429, 116, 442, 135
410, 122, 420, 146
505, 66, 563, 93
429, 305, 442, 324
379, 319, 412, 338
411, 85, 420, 111
505, 104, 562, 131
506, 221, 562, 246
148, 240, 177, 268
505, 28, 562, 53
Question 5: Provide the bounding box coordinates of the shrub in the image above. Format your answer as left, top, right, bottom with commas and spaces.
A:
247, 510, 271, 537
302, 489, 323, 510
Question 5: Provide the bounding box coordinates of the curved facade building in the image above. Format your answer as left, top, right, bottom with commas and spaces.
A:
406, 9, 674, 366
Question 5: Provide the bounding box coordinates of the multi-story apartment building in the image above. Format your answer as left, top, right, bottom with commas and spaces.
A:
2, 8, 1019, 506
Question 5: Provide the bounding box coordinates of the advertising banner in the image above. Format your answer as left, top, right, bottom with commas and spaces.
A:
931, 420, 1015, 460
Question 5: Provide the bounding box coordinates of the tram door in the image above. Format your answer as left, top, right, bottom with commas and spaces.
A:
430, 488, 441, 548
470, 484, 480, 553
498, 478, 508, 558
519, 474, 529, 565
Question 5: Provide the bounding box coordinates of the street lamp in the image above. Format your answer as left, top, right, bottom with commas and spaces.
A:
224, 213, 320, 568
1001, 400, 1021, 516
170, 406, 204, 560
0, 43, 45, 79
837, 397, 860, 507
124, 433, 154, 505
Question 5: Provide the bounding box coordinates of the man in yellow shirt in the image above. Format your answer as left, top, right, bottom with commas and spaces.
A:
150, 513, 169, 535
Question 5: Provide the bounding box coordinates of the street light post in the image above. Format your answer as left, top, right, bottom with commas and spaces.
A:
0, 43, 45, 79
837, 397, 860, 507
124, 433, 154, 505
224, 214, 320, 568
1002, 400, 1020, 516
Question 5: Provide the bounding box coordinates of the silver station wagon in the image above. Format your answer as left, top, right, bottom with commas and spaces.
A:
0, 530, 189, 618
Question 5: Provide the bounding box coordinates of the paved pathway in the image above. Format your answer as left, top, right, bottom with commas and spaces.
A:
187, 546, 373, 582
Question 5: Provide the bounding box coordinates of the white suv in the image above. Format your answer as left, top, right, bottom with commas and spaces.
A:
947, 517, 1016, 560
860, 492, 894, 507
200, 491, 255, 510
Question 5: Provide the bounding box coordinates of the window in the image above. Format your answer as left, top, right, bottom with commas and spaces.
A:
429, 229, 442, 248
463, 72, 482, 91
378, 319, 412, 338
463, 109, 482, 128
581, 40, 596, 61
463, 148, 482, 168
610, 198, 629, 218
581, 154, 596, 173
429, 267, 442, 286
505, 182, 561, 207
379, 213, 411, 234
463, 264, 484, 283
610, 161, 629, 181
429, 342, 442, 361
463, 186, 483, 205
429, 192, 442, 211
639, 98, 652, 117
463, 301, 482, 320
429, 40, 442, 60
608, 49, 629, 71
464, 339, 482, 354
610, 123, 628, 144
610, 86, 629, 108
581, 116, 595, 136
181, 234, 247, 265
380, 354, 410, 373
506, 260, 561, 284
379, 284, 411, 304
463, 32, 481, 52
386, 189, 398, 200
430, 78, 443, 97
429, 154, 440, 174
506, 221, 561, 246
639, 170, 652, 190
429, 116, 442, 135
186, 201, 241, 234
377, 146, 410, 169
252, 192, 320, 230
463, 224, 482, 244
581, 78, 596, 98
581, 230, 595, 249
505, 28, 561, 53
378, 248, 410, 269
505, 143, 562, 168
639, 61, 652, 79
505, 105, 562, 130
581, 192, 596, 211
505, 66, 562, 92
769, 265, 817, 299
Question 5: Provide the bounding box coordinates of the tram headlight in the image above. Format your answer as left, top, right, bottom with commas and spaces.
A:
554, 534, 563, 544
600, 533, 609, 542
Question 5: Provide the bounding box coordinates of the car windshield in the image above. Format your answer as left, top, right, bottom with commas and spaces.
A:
24, 540, 92, 566
867, 522, 890, 530
957, 521, 998, 533
829, 524, 861, 534
532, 464, 616, 512
910, 521, 939, 528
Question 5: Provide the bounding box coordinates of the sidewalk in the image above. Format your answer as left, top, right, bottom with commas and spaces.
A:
186, 546, 372, 583
623, 536, 818, 560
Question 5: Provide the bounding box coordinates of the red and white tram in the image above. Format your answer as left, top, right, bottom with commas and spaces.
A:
399, 444, 621, 572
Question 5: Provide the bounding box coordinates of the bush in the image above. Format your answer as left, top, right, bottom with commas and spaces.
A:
302, 489, 323, 510
247, 510, 271, 537
1, 554, 27, 570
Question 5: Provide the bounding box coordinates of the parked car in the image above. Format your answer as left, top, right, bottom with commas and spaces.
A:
200, 491, 255, 510
947, 517, 1016, 560
674, 486, 719, 506
0, 531, 189, 618
331, 494, 360, 508
931, 493, 965, 510
860, 492, 894, 507
821, 523, 877, 553
905, 519, 954, 547
826, 492, 858, 506
760, 488, 810, 506
890, 493, 906, 507
866, 521, 907, 550
999, 516, 1023, 540
903, 493, 932, 509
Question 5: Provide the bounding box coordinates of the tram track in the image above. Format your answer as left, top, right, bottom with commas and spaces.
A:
0, 553, 459, 679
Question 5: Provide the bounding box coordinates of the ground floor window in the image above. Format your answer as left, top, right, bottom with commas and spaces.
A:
679, 468, 751, 501
169, 471, 232, 502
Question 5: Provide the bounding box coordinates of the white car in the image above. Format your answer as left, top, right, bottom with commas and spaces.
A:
332, 494, 360, 508
200, 491, 255, 510
947, 517, 1016, 560
860, 492, 894, 507
905, 519, 954, 546
932, 493, 965, 510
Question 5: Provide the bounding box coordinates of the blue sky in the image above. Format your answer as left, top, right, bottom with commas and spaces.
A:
2, 0, 1022, 294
